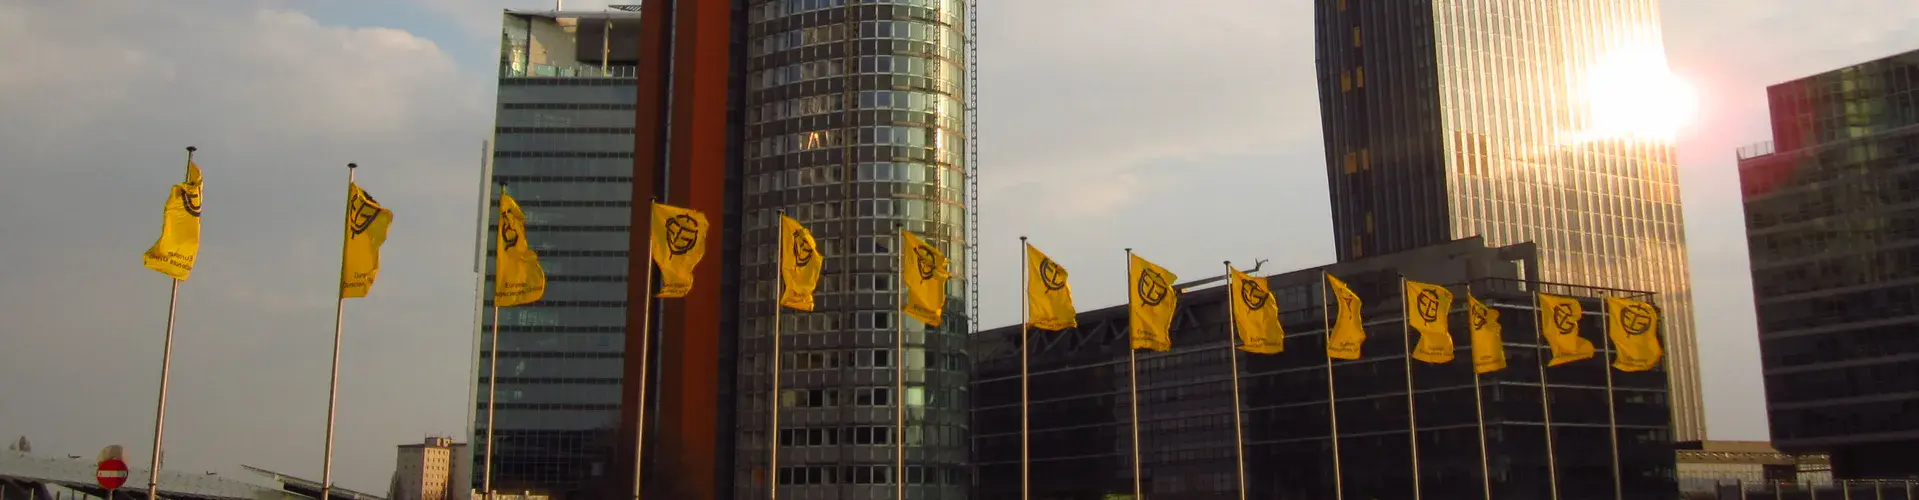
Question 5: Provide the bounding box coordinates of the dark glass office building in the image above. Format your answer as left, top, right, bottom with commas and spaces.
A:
1738, 49, 1919, 479
736, 0, 976, 498
469, 10, 649, 498
973, 238, 1678, 499
1313, 0, 1706, 441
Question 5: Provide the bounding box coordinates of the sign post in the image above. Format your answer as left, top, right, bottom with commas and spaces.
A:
97, 457, 130, 492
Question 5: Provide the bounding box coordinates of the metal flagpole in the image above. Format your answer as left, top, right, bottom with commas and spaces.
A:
146, 145, 195, 500
1321, 270, 1345, 500
1532, 292, 1561, 500
1600, 301, 1623, 500
1223, 262, 1248, 500
770, 209, 787, 500
1125, 248, 1143, 500
1465, 284, 1493, 500
321, 163, 358, 500
632, 197, 660, 500
1400, 275, 1423, 500
1018, 236, 1030, 500
484, 183, 505, 500
895, 224, 907, 500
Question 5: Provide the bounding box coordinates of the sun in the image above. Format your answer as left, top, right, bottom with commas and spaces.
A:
1579, 42, 1697, 141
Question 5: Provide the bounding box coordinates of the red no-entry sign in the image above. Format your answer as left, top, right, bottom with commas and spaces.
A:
96, 458, 128, 490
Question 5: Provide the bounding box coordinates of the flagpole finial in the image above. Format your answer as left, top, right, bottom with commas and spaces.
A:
185, 146, 197, 153
1019, 235, 1027, 242
347, 163, 358, 169
1125, 247, 1132, 253
777, 208, 786, 214
1224, 260, 1231, 266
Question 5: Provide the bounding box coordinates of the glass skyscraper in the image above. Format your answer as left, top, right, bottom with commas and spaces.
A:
1314, 0, 1704, 440
469, 9, 644, 498
1740, 49, 1919, 478
734, 0, 976, 498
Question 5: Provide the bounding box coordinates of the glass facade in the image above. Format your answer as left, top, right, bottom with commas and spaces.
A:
1315, 0, 1704, 441
1739, 49, 1919, 479
470, 11, 644, 499
973, 239, 1677, 499
734, 0, 974, 499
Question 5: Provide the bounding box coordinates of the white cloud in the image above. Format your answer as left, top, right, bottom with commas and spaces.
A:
0, 0, 488, 491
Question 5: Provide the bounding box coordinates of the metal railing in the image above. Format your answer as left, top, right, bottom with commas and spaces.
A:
499, 62, 638, 79
1738, 140, 1778, 160
1684, 478, 1919, 499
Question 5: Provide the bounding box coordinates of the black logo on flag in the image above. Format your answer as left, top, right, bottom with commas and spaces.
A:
914, 245, 940, 281
1239, 279, 1269, 311
1551, 302, 1580, 333
664, 214, 701, 255
348, 191, 382, 236
791, 230, 815, 267
1619, 303, 1656, 336
1037, 259, 1068, 291
501, 211, 522, 250
1136, 269, 1170, 306
1415, 289, 1443, 323
182, 188, 203, 218
1470, 302, 1492, 330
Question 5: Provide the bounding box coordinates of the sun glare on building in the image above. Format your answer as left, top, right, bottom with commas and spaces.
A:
1582, 41, 1698, 141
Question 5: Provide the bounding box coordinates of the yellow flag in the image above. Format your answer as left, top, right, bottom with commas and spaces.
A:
650, 202, 709, 299
1468, 295, 1507, 374
1606, 297, 1664, 372
1025, 244, 1077, 331
493, 190, 546, 308
1128, 254, 1179, 351
779, 215, 823, 311
141, 162, 204, 281
900, 229, 952, 326
1325, 273, 1366, 360
1404, 280, 1455, 364
1228, 266, 1283, 354
340, 182, 394, 299
1536, 293, 1595, 366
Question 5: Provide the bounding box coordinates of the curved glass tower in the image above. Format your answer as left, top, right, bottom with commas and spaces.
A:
736, 0, 974, 498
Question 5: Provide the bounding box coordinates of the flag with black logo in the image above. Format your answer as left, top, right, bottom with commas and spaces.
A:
142, 162, 204, 281
1606, 297, 1664, 372
1228, 266, 1283, 354
340, 182, 394, 299
493, 189, 546, 307
1325, 273, 1366, 360
650, 202, 709, 299
1128, 254, 1179, 351
1536, 293, 1595, 366
1468, 295, 1507, 374
1403, 279, 1455, 364
779, 215, 822, 311
899, 229, 951, 326
1025, 243, 1077, 331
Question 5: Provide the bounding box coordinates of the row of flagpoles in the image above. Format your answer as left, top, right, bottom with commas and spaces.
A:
137, 147, 1662, 499
1014, 241, 1668, 500
139, 153, 395, 500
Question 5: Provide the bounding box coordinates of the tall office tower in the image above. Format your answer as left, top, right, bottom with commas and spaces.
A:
734, 1, 977, 499
1314, 0, 1704, 440
1739, 49, 1919, 479
469, 9, 645, 499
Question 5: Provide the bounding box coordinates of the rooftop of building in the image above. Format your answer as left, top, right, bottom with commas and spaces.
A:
242, 465, 386, 500
0, 450, 302, 500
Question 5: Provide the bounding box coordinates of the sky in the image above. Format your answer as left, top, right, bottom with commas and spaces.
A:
2, 0, 1917, 493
